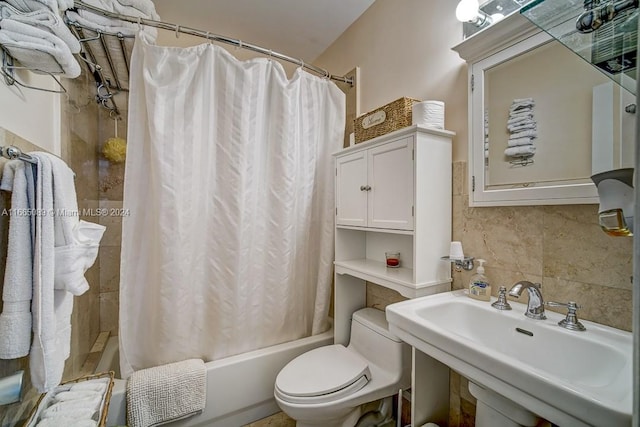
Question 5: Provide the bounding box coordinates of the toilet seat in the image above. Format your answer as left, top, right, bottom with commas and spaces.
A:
275, 344, 371, 404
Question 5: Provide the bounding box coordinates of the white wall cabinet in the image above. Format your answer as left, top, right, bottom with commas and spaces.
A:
333, 125, 454, 345
336, 137, 414, 230
452, 13, 612, 206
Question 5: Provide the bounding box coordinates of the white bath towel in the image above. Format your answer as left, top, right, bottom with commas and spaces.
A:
0, 1, 80, 52
0, 18, 80, 77
81, 0, 159, 21
0, 160, 34, 359
504, 145, 536, 157
40, 407, 98, 420
75, 0, 160, 38
4, 0, 57, 14
127, 359, 206, 427
28, 153, 104, 392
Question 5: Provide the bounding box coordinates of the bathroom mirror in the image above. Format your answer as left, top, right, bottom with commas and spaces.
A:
467, 28, 636, 206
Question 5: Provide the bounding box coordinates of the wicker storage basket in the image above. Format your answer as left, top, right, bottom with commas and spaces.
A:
353, 97, 421, 143
24, 371, 115, 427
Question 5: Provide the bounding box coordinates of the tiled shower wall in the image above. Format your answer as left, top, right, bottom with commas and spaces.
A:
366, 160, 633, 427
97, 104, 127, 337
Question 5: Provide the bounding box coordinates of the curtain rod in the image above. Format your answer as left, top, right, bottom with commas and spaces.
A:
72, 0, 353, 86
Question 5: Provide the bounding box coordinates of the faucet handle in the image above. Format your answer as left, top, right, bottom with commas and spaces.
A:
545, 301, 586, 331
491, 286, 512, 311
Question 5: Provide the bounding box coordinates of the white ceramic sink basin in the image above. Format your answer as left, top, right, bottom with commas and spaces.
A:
386, 290, 632, 427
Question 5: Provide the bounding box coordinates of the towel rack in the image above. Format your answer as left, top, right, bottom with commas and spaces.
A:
509, 155, 535, 167
0, 49, 68, 95
0, 145, 37, 164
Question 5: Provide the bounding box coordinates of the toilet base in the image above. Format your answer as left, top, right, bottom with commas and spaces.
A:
469, 382, 539, 427
295, 406, 362, 427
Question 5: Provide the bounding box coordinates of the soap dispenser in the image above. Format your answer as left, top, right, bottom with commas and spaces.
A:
468, 259, 491, 301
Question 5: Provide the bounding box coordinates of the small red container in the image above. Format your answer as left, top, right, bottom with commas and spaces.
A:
385, 252, 400, 268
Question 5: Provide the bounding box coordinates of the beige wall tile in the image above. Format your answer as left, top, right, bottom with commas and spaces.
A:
99, 246, 121, 293
100, 291, 120, 336
453, 192, 544, 276
366, 282, 407, 310
543, 205, 632, 290
542, 277, 632, 331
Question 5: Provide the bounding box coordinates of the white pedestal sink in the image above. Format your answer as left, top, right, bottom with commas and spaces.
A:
385, 290, 632, 427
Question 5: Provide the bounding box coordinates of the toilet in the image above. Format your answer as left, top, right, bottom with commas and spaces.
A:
274, 307, 410, 427
468, 382, 541, 427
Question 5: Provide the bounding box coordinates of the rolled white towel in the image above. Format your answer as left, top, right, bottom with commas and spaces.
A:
507, 115, 534, 126
4, 0, 57, 14
508, 122, 537, 133
0, 18, 80, 77
69, 379, 108, 393
53, 390, 102, 402
507, 137, 534, 147
0, 1, 80, 52
510, 129, 537, 139
40, 397, 103, 417
504, 145, 536, 157
40, 407, 98, 420
36, 417, 98, 427
510, 98, 535, 110
509, 109, 533, 118
80, 0, 159, 22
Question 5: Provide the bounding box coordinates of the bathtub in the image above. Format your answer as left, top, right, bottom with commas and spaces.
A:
97, 330, 333, 426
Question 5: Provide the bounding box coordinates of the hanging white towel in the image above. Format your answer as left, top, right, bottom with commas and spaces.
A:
28, 153, 105, 392
0, 1, 80, 52
0, 18, 80, 77
0, 160, 34, 359
126, 359, 206, 427
504, 145, 536, 157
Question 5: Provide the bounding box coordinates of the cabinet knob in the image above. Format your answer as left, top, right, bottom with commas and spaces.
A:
366, 185, 372, 191
360, 185, 367, 191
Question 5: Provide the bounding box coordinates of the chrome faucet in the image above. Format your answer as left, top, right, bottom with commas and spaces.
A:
508, 281, 546, 320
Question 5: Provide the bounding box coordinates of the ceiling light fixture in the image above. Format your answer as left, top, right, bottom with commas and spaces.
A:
456, 0, 500, 28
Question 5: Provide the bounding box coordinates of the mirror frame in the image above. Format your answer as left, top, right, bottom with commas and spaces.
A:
453, 12, 601, 207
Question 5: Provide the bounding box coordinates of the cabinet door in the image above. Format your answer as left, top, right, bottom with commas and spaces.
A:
336, 151, 368, 227
367, 137, 414, 230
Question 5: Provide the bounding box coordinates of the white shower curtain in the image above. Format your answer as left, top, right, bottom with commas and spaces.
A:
119, 33, 345, 378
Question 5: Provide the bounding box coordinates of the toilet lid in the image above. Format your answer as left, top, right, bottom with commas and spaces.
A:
275, 344, 370, 403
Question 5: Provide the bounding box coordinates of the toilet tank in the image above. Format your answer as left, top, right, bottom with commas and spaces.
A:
348, 308, 408, 374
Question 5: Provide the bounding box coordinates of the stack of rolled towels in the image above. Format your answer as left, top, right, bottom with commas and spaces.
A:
504, 98, 537, 159
32, 377, 110, 427
0, 0, 80, 78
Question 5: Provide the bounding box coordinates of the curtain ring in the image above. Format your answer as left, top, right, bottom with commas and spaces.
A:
136, 17, 142, 31
300, 60, 305, 70
175, 24, 180, 38
324, 69, 330, 79
238, 40, 243, 50
205, 31, 211, 43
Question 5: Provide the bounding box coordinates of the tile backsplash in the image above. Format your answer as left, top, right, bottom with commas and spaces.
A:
367, 160, 633, 427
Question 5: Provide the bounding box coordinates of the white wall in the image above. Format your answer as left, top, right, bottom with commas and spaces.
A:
0, 70, 61, 155
314, 0, 468, 161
